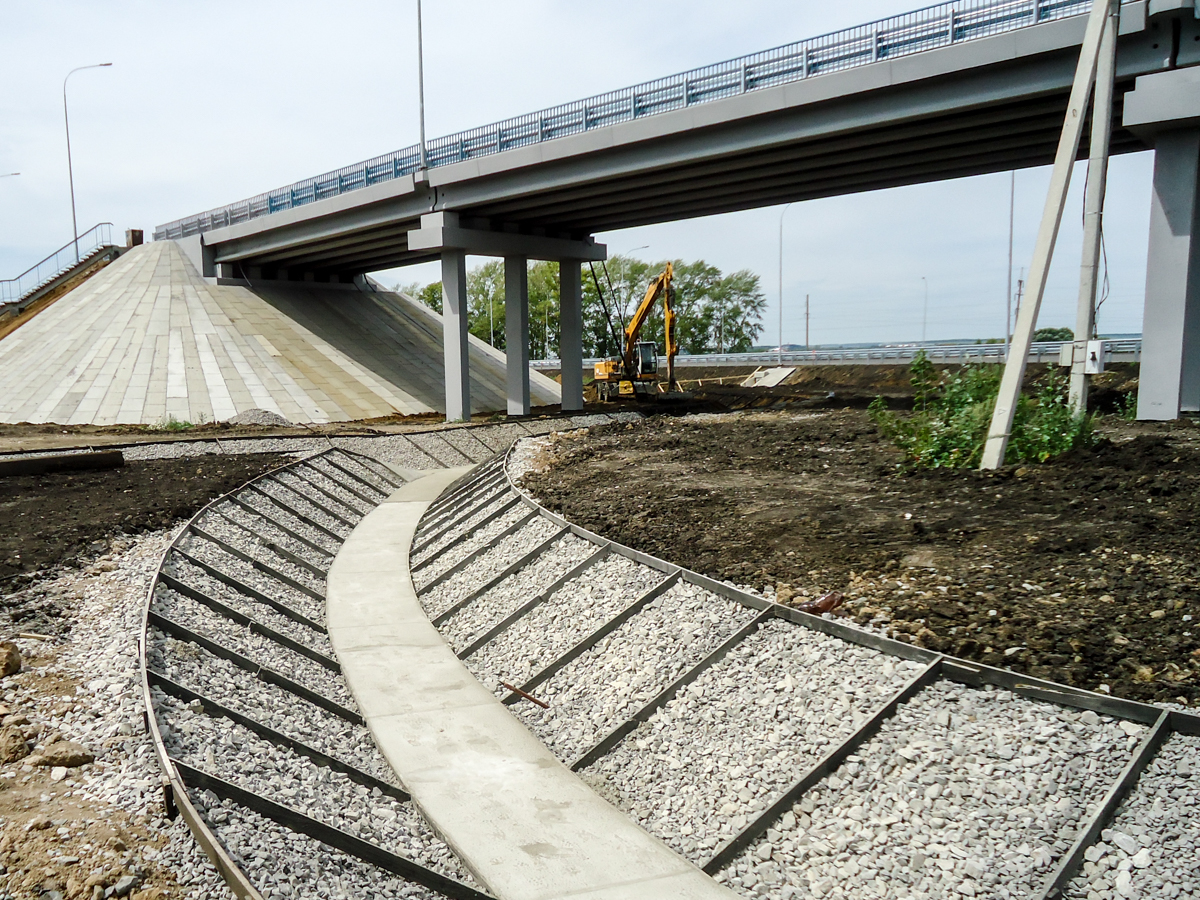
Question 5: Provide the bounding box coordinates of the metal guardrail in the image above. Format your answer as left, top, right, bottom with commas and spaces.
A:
530, 340, 1144, 369
0, 223, 117, 306
155, 0, 1110, 241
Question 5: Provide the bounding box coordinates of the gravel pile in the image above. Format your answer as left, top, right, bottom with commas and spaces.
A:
164, 552, 325, 627
510, 582, 760, 762
147, 633, 395, 785
192, 794, 459, 900
189, 515, 328, 594
236, 490, 342, 557
417, 517, 563, 621
590, 619, 929, 863
721, 681, 1142, 899
150, 589, 352, 707
464, 554, 665, 688
159, 697, 474, 884
1064, 733, 1200, 900
412, 501, 528, 589
440, 534, 598, 655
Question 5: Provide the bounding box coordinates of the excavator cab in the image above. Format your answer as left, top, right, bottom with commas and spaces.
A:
633, 341, 658, 377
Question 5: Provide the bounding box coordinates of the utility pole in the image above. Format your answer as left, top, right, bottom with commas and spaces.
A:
64, 63, 112, 262
417, 0, 428, 169
1006, 170, 1015, 362
921, 276, 928, 344
778, 202, 795, 364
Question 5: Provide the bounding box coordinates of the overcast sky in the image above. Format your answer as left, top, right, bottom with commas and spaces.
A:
1, 1, 1154, 346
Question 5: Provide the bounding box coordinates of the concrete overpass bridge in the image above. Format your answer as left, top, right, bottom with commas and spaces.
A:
157, 0, 1200, 422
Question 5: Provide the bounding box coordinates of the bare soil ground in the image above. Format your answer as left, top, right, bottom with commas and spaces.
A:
520, 409, 1200, 707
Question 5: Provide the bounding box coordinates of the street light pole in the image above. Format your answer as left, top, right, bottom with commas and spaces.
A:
64, 63, 111, 262
0, 173, 18, 179
921, 276, 928, 345
778, 202, 795, 364
1006, 170, 1015, 362
416, 0, 428, 169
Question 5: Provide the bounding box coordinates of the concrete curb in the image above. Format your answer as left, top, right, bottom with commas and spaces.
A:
326, 466, 738, 900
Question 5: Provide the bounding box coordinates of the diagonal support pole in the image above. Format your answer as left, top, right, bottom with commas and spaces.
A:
981, 0, 1115, 470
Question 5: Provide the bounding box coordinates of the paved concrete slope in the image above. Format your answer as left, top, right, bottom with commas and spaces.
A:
0, 240, 559, 425
327, 468, 739, 900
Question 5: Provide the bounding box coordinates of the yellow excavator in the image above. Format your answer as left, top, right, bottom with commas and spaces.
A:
592, 263, 678, 402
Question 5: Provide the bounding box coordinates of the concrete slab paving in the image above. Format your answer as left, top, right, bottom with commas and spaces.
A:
327, 468, 739, 900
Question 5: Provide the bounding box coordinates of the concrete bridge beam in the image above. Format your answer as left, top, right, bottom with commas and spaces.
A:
441, 249, 471, 422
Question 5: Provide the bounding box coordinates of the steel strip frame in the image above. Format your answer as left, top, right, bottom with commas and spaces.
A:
169, 547, 323, 628
413, 480, 511, 552
400, 433, 459, 468
457, 544, 613, 660
569, 610, 774, 772
148, 671, 408, 802
430, 527, 571, 626
412, 490, 521, 564
318, 455, 395, 497
702, 658, 944, 873
503, 570, 682, 704
414, 475, 509, 542
283, 467, 373, 518
245, 483, 351, 537
149, 611, 363, 725
415, 510, 537, 592
422, 469, 507, 528
156, 573, 334, 669
226, 493, 339, 556
331, 449, 407, 489
171, 762, 494, 900
263, 477, 360, 529
422, 458, 506, 518
427, 432, 477, 466
187, 525, 325, 601
205, 510, 329, 578
412, 500, 527, 577
301, 458, 387, 504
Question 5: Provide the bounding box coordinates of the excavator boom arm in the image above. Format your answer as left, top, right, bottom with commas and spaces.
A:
623, 263, 673, 371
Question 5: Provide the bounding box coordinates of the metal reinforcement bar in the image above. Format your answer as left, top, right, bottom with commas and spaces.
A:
148, 671, 408, 802
412, 482, 511, 555
271, 473, 363, 527
226, 493, 339, 556
422, 460, 506, 520
169, 548, 323, 629
188, 525, 325, 601
702, 658, 945, 873
316, 456, 394, 499
299, 461, 384, 506
156, 574, 335, 670
457, 544, 612, 660
1034, 710, 1172, 900
570, 610, 774, 772
243, 485, 349, 542
504, 571, 682, 704
411, 497, 525, 574
172, 762, 494, 900
331, 450, 406, 489
148, 611, 363, 725
415, 510, 536, 590
206, 510, 328, 578
430, 527, 570, 627
286, 467, 373, 516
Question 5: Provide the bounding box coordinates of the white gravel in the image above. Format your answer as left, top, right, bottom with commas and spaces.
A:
236, 490, 342, 557
589, 619, 929, 863
190, 514, 327, 594
253, 481, 353, 538
164, 552, 325, 627
509, 581, 760, 762
417, 516, 562, 621
463, 553, 665, 689
412, 478, 509, 544
178, 527, 325, 600
275, 469, 372, 519
721, 680, 1142, 900
1064, 733, 1200, 900
411, 500, 528, 589
309, 454, 395, 497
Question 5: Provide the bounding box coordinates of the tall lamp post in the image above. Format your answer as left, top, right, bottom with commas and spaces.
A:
416, 0, 428, 169
0, 173, 18, 179
921, 276, 929, 345
64, 63, 111, 261
778, 202, 795, 364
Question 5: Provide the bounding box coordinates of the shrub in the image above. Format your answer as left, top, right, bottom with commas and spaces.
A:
869, 351, 1096, 468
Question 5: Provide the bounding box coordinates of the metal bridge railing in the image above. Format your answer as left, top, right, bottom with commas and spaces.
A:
0, 223, 117, 307
155, 0, 1109, 242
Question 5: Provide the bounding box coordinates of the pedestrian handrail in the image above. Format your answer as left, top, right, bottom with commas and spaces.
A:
0, 223, 117, 306
155, 0, 1117, 241
529, 339, 1143, 369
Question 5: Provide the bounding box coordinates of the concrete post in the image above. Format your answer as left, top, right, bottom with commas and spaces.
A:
1137, 129, 1200, 420
504, 256, 531, 416
559, 259, 584, 411
441, 250, 471, 422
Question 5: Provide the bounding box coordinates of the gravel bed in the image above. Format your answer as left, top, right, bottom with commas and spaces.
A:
441, 534, 598, 655
405, 432, 475, 468
510, 582, 761, 762
467, 423, 530, 454
159, 697, 474, 885
237, 490, 343, 556
417, 517, 563, 621
412, 501, 529, 590
310, 454, 396, 497
208, 437, 329, 457
721, 680, 1142, 900
437, 428, 496, 464
290, 462, 380, 513
589, 619, 930, 863
1063, 733, 1200, 900
192, 795, 456, 900
182, 523, 327, 597
329, 436, 441, 471
151, 589, 354, 707
166, 546, 326, 625
275, 468, 372, 518
120, 440, 227, 460
148, 633, 395, 785
463, 553, 663, 687
412, 480, 510, 547
254, 480, 354, 538
200, 507, 334, 575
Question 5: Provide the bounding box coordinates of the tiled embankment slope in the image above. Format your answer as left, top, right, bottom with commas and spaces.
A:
392, 448, 1200, 900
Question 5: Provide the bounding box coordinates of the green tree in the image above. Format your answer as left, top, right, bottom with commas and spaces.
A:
1034, 327, 1074, 342
467, 260, 505, 348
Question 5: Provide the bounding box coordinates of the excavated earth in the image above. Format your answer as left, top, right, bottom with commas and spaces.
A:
520, 409, 1200, 707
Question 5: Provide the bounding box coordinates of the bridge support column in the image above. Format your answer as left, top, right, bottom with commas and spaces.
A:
441, 250, 471, 422
559, 259, 583, 411
1137, 130, 1200, 420
504, 257, 531, 417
